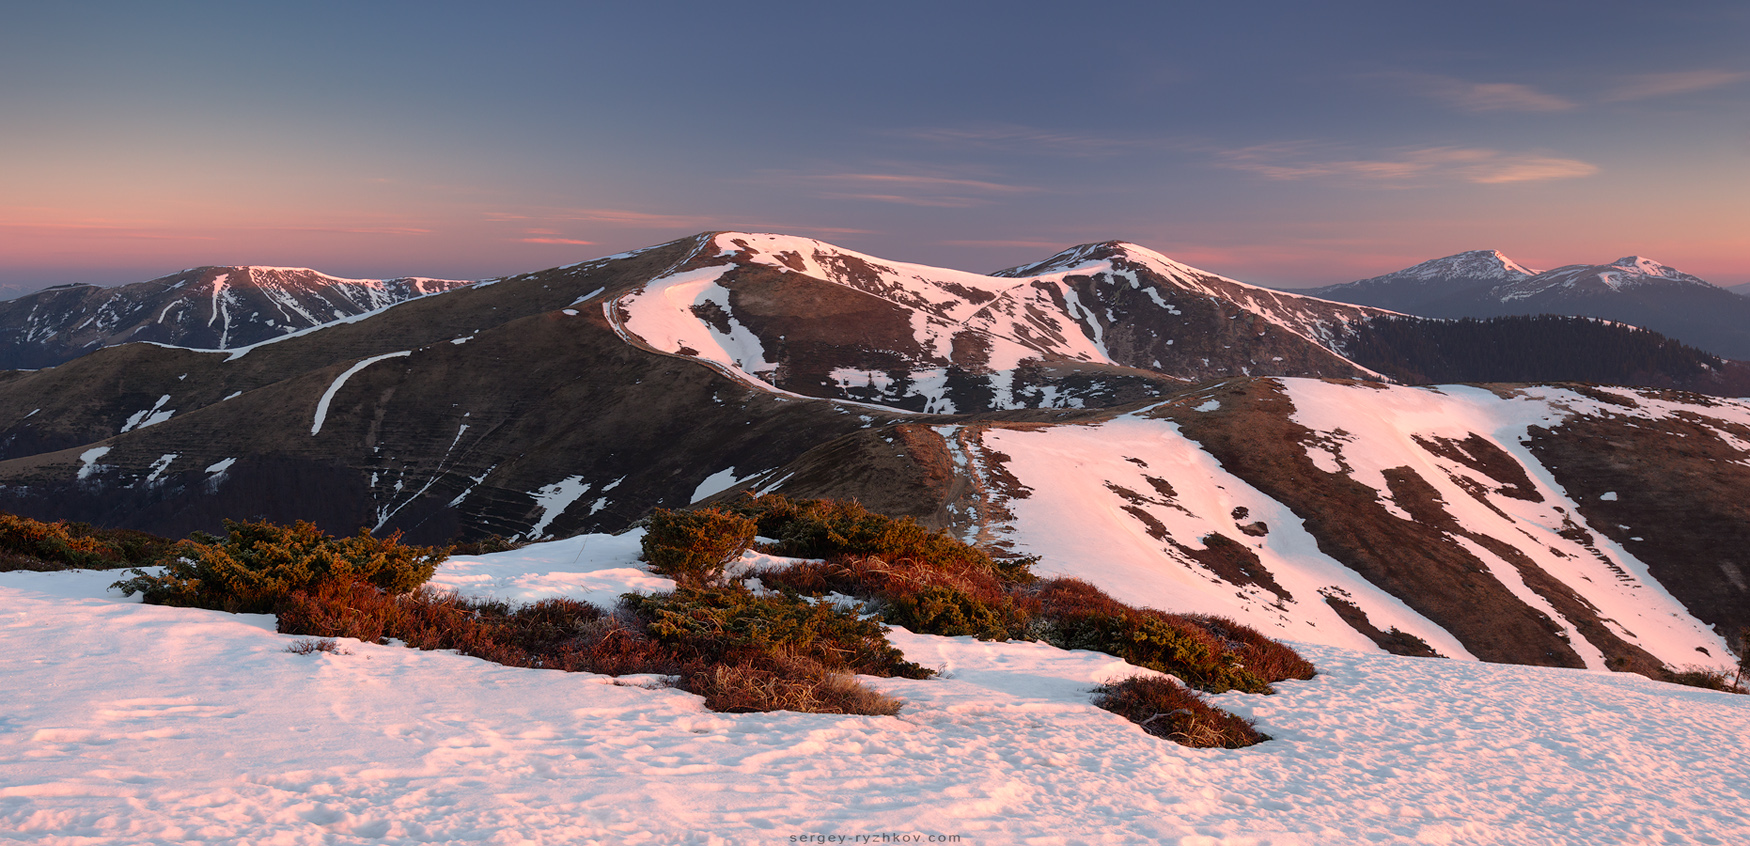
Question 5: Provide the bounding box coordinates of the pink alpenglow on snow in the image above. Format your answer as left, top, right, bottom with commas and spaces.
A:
3, 538, 1748, 844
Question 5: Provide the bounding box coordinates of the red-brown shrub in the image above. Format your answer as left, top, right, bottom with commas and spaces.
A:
680, 650, 904, 715
1188, 614, 1317, 682
1093, 674, 1267, 748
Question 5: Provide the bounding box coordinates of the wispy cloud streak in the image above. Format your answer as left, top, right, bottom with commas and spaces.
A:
807, 171, 1037, 208
1381, 73, 1576, 112
1604, 70, 1749, 101
1217, 144, 1598, 185
899, 124, 1156, 156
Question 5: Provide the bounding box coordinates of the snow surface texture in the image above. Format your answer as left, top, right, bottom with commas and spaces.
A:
4, 544, 1748, 845
958, 379, 1736, 671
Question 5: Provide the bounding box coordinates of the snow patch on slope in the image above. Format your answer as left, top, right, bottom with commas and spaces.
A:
119, 395, 174, 433
1284, 379, 1734, 669
525, 476, 592, 539
976, 416, 1469, 656
76, 446, 112, 480
617, 265, 777, 384
310, 352, 410, 436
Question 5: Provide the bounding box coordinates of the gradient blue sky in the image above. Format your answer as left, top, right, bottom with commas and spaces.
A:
2, 1, 1746, 295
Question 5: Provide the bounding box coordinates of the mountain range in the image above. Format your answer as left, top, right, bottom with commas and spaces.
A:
1311, 252, 1750, 359
0, 232, 1744, 679
0, 266, 472, 370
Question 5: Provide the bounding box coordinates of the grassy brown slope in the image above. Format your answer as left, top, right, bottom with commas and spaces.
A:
0, 294, 903, 544
699, 424, 963, 527
1152, 378, 1586, 667
0, 238, 701, 462
1522, 394, 1750, 652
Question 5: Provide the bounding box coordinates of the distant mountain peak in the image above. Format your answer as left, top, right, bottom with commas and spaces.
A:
990, 240, 1234, 292
1372, 250, 1541, 283
1500, 256, 1714, 300
0, 265, 474, 369
1606, 256, 1687, 279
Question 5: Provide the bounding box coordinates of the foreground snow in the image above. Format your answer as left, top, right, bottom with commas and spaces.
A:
3, 540, 1747, 845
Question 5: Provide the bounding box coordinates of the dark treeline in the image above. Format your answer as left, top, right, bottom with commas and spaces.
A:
1346, 315, 1729, 388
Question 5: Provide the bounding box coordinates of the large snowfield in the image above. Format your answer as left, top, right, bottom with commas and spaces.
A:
4, 535, 1748, 845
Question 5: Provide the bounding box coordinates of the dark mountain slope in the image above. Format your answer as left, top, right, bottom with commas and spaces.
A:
0, 240, 698, 462
0, 297, 907, 543
1425, 258, 1750, 360
1344, 315, 1750, 396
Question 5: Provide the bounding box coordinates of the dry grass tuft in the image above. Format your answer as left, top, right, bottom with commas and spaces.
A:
284, 638, 351, 655
682, 652, 903, 716
1093, 674, 1267, 748
1663, 665, 1747, 694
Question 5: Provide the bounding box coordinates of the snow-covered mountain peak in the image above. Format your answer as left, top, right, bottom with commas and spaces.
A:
1380, 249, 1540, 283
1303, 250, 1541, 312
991, 240, 1215, 283
989, 240, 1275, 304
614, 232, 1393, 414
1606, 256, 1687, 280
1493, 256, 1716, 302
705, 231, 1030, 307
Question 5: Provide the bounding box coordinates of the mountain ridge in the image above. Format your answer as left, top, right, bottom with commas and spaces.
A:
1313, 251, 1750, 358
0, 265, 474, 369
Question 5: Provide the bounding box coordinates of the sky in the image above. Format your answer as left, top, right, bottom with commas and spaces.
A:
1, 1, 1746, 296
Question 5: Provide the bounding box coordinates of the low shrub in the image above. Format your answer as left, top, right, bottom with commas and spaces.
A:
277, 578, 678, 676
0, 512, 176, 572
762, 550, 1019, 605
1663, 666, 1746, 694
642, 507, 757, 584
276, 577, 409, 645
1033, 578, 1278, 694
449, 534, 525, 556
277, 575, 916, 715
1184, 614, 1318, 684
112, 519, 447, 613
724, 494, 1030, 581
881, 584, 1032, 640
720, 498, 1313, 698
645, 496, 1315, 738
1092, 674, 1267, 749
626, 585, 932, 679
